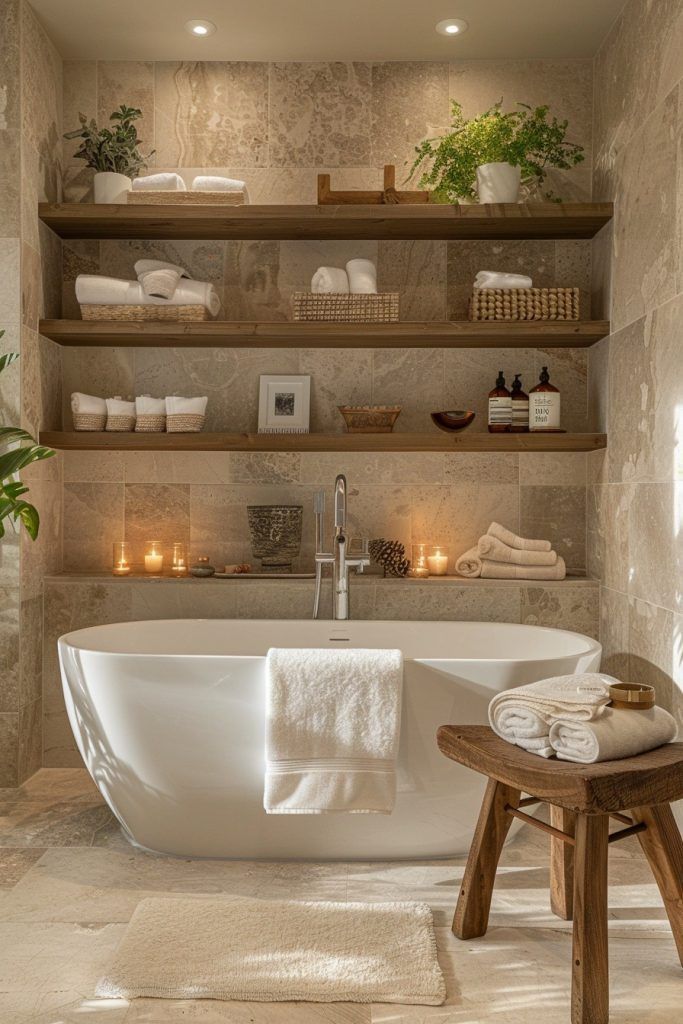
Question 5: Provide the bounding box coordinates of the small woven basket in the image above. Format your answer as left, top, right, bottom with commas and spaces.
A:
469, 287, 580, 321
292, 292, 399, 322
127, 190, 246, 206
167, 413, 205, 433
74, 413, 106, 431
80, 304, 210, 322
135, 414, 166, 433
106, 414, 136, 432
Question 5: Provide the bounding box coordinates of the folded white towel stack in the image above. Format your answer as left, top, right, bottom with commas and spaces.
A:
265, 647, 403, 814
75, 275, 220, 317
135, 396, 166, 432
105, 397, 136, 432
489, 674, 615, 758
311, 267, 350, 294
456, 522, 563, 580
346, 258, 377, 294
132, 172, 186, 191
473, 271, 533, 289
549, 706, 678, 764
191, 174, 247, 195
71, 392, 107, 431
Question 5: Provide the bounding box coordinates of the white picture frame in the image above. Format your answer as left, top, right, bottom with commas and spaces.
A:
258, 375, 311, 434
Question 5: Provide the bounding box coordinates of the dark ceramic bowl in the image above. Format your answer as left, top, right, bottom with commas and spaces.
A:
431, 410, 476, 432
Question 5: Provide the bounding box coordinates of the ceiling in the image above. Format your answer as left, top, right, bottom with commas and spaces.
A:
30, 0, 626, 61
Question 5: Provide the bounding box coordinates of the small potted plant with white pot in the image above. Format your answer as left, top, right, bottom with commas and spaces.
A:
64, 104, 155, 203
409, 100, 584, 204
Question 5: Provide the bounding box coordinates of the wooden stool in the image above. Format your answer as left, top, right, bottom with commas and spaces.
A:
437, 725, 683, 1024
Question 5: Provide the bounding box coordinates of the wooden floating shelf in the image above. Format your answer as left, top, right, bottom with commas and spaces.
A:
39, 202, 614, 241
41, 431, 607, 453
39, 319, 610, 349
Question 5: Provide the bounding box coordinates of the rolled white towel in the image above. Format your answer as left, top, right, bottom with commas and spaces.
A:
138, 268, 181, 299
473, 271, 533, 289
455, 546, 482, 578
346, 258, 377, 294
132, 172, 186, 191
478, 535, 558, 566
75, 275, 221, 317
311, 267, 349, 294
191, 175, 247, 194
71, 392, 106, 416
134, 259, 192, 280
487, 521, 552, 553
550, 706, 677, 764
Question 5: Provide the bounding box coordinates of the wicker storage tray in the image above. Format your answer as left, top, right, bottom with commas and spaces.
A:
470, 287, 579, 321
80, 304, 210, 322
292, 292, 399, 322
167, 413, 205, 433
126, 190, 246, 205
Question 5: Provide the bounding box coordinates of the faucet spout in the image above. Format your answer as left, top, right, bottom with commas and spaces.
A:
334, 474, 347, 532
313, 473, 370, 620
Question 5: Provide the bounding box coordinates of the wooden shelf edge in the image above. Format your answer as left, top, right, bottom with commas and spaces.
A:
39, 319, 611, 348
39, 201, 614, 241
40, 431, 607, 453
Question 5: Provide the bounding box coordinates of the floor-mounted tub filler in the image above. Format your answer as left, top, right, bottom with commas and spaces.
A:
58, 619, 601, 859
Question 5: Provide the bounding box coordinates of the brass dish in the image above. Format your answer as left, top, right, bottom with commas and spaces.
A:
430, 410, 476, 432
608, 681, 656, 710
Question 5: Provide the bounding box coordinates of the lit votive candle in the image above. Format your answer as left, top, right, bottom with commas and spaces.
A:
171, 541, 187, 577
409, 542, 430, 579
144, 540, 164, 575
112, 541, 131, 576
427, 545, 449, 576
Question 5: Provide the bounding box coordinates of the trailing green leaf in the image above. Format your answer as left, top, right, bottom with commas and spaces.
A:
408, 100, 584, 203
63, 104, 154, 179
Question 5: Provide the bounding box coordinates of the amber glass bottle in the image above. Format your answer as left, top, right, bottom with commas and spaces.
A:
510, 374, 529, 432
529, 366, 561, 431
488, 371, 511, 433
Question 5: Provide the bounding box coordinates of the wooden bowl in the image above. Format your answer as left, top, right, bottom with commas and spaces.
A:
338, 406, 402, 433
430, 410, 476, 432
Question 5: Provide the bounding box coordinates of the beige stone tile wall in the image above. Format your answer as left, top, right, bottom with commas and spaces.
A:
589, 0, 683, 725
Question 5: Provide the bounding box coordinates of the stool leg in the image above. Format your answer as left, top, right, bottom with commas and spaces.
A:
631, 803, 683, 966
550, 805, 575, 920
572, 813, 609, 1024
453, 778, 520, 940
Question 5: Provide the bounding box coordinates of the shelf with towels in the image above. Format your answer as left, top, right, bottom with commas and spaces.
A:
39, 431, 607, 453
39, 319, 611, 348
38, 201, 614, 240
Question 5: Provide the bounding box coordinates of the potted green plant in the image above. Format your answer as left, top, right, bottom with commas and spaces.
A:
64, 104, 155, 203
409, 101, 584, 203
0, 342, 54, 541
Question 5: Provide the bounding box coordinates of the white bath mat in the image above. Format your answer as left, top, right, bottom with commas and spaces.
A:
96, 896, 446, 1005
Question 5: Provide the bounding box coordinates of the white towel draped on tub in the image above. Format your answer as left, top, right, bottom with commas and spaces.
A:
265, 648, 403, 814
549, 706, 677, 764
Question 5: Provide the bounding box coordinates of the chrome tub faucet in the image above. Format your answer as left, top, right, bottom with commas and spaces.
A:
313, 474, 370, 620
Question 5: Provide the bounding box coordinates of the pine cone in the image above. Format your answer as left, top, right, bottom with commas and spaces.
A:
369, 538, 410, 578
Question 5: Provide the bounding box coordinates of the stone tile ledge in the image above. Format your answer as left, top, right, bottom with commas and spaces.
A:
44, 572, 598, 589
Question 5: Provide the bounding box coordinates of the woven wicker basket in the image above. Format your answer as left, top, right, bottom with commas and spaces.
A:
127, 190, 246, 206
292, 292, 399, 322
74, 413, 106, 431
470, 287, 579, 321
106, 415, 136, 432
81, 304, 210, 322
167, 413, 205, 433
135, 414, 166, 432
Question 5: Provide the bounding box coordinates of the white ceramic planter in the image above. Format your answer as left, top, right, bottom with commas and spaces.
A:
476, 162, 521, 203
93, 171, 132, 204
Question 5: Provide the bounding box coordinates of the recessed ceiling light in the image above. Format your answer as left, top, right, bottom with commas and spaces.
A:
435, 18, 468, 36
185, 19, 217, 37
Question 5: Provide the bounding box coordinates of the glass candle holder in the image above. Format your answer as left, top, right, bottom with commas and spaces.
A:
427, 544, 449, 576
409, 542, 430, 578
144, 539, 164, 575
112, 541, 131, 576
171, 541, 188, 576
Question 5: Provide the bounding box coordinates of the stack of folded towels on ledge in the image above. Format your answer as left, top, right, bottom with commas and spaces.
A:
131, 172, 250, 201
489, 673, 677, 763
71, 392, 208, 433
311, 258, 377, 294
75, 260, 221, 317
456, 522, 565, 580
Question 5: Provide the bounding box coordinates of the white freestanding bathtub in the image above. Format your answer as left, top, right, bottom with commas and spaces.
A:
59, 619, 601, 860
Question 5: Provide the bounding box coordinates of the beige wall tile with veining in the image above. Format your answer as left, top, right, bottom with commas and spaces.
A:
371, 61, 450, 172
124, 484, 191, 562
443, 453, 519, 485
628, 597, 675, 710
521, 584, 599, 639
269, 62, 372, 166
518, 453, 586, 487
0, 712, 18, 786
62, 60, 96, 164
627, 482, 678, 611
19, 596, 42, 707
154, 61, 269, 167
21, 328, 62, 437
63, 451, 124, 483
17, 698, 41, 782
20, 1, 62, 159
223, 240, 286, 320
0, 238, 20, 324
0, 586, 20, 713
21, 476, 62, 599
300, 452, 445, 487
377, 241, 447, 321
599, 586, 630, 679
229, 453, 302, 485
63, 483, 125, 572
97, 61, 155, 166
99, 238, 224, 289
122, 451, 232, 485
375, 582, 521, 622
302, 348, 373, 433
372, 348, 444, 433
586, 483, 632, 593
520, 485, 586, 572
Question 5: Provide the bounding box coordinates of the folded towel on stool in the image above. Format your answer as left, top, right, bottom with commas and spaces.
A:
550, 706, 677, 763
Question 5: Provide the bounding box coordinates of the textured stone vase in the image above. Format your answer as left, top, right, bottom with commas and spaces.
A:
247, 505, 303, 572
476, 162, 521, 203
